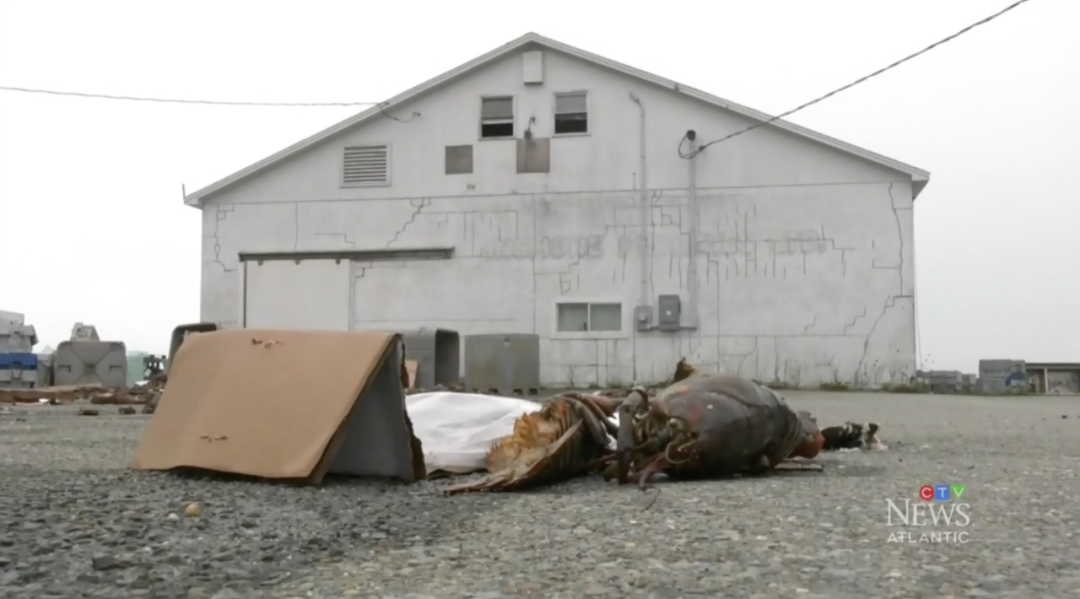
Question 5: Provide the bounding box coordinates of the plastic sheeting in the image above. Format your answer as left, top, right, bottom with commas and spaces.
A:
405, 392, 540, 475
406, 391, 621, 476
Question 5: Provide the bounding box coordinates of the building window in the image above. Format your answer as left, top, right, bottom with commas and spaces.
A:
557, 302, 621, 332
554, 92, 588, 135
480, 96, 514, 139
445, 144, 473, 175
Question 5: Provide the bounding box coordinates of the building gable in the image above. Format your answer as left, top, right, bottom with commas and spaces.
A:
184, 33, 929, 207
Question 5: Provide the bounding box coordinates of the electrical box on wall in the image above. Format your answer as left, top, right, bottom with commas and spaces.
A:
657, 295, 681, 331
634, 305, 652, 331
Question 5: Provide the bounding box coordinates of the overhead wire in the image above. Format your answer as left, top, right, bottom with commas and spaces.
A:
679, 0, 1034, 158
0, 0, 1033, 144
0, 85, 381, 107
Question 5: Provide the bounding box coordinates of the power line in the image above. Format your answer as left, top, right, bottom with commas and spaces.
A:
1, 0, 1032, 115
681, 0, 1034, 158
0, 85, 380, 107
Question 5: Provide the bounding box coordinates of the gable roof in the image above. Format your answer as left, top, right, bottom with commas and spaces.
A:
184, 32, 930, 207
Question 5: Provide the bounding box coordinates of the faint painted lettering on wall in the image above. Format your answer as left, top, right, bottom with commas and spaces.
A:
475, 238, 533, 258
774, 230, 827, 256
537, 235, 604, 260
476, 234, 605, 260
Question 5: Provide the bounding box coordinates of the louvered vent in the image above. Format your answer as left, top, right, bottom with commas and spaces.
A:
342, 145, 389, 185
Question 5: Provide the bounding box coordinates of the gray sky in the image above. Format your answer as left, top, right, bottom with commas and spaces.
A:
1, 0, 1076, 371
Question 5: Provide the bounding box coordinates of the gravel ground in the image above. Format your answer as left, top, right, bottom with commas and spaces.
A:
2, 391, 1080, 599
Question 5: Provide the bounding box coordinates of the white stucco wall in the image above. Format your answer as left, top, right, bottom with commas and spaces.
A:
197, 43, 917, 388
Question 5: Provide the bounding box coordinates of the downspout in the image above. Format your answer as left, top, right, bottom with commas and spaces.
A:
629, 93, 649, 312
686, 130, 700, 328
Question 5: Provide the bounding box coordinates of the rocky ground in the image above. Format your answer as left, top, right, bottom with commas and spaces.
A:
2, 391, 1079, 599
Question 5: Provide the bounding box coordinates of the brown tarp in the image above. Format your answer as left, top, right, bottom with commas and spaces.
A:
131, 328, 426, 484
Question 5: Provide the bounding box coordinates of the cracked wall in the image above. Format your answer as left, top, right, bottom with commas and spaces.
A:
201, 179, 915, 387
196, 44, 918, 387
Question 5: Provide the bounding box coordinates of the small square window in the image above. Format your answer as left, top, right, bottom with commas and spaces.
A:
445, 144, 473, 175
554, 92, 588, 135
481, 96, 514, 139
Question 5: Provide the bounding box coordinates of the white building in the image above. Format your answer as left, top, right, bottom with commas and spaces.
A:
185, 33, 929, 388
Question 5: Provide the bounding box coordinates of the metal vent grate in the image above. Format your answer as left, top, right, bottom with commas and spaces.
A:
342, 145, 389, 185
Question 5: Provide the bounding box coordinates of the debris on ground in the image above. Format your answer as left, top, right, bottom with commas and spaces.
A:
612, 375, 824, 489
821, 421, 887, 451
444, 391, 619, 494
0, 377, 165, 409
118, 406, 137, 415
184, 502, 202, 518
0, 383, 105, 405
77, 408, 99, 416
432, 359, 894, 494
864, 422, 887, 451
671, 356, 697, 383
444, 371, 831, 494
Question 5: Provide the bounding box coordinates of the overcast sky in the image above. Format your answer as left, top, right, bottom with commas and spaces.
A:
0, 0, 1076, 371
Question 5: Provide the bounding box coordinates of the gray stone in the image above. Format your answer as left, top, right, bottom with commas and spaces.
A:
91, 555, 122, 571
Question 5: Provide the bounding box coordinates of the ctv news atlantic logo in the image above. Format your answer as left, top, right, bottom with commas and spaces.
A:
885, 484, 971, 544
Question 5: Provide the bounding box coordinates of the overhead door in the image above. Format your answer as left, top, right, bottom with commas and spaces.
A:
243, 259, 351, 330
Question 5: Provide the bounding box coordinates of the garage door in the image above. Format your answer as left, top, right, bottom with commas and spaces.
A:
243, 259, 351, 330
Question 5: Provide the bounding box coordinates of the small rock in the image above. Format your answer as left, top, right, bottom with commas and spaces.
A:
0, 557, 10, 567
572, 525, 593, 536
224, 567, 252, 580
91, 555, 122, 570
118, 406, 137, 415
184, 503, 202, 518
166, 513, 179, 521
78, 408, 100, 416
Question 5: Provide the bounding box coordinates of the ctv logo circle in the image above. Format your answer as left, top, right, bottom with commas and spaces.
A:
919, 485, 934, 501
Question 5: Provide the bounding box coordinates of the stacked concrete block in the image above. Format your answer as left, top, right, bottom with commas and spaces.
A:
929, 370, 964, 394
978, 360, 1027, 395
0, 310, 41, 389
0, 311, 37, 353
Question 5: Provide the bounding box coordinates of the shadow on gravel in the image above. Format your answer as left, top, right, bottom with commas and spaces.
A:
520, 466, 849, 497
807, 459, 888, 477
165, 466, 423, 488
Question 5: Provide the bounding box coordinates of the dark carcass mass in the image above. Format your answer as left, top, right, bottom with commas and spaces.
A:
612, 373, 825, 487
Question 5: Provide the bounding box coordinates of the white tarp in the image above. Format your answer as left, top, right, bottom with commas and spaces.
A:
405, 391, 621, 476
405, 392, 540, 475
